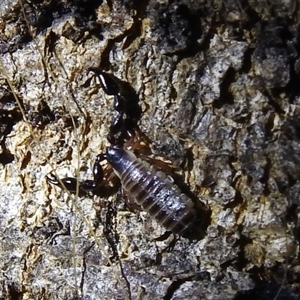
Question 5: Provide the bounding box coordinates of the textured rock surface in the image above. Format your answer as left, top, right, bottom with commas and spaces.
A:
0, 0, 300, 299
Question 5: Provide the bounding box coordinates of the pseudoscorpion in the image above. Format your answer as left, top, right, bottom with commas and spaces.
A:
47, 70, 204, 236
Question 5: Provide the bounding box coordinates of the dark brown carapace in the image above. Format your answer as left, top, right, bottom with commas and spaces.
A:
106, 148, 197, 234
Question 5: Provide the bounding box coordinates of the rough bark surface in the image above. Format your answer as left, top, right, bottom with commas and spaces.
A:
1, 0, 300, 299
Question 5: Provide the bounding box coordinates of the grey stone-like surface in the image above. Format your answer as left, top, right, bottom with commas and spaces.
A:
0, 0, 300, 299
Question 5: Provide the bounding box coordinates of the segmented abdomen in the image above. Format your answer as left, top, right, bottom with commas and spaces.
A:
114, 150, 197, 234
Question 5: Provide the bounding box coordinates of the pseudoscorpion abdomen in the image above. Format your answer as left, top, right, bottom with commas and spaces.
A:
106, 147, 197, 234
